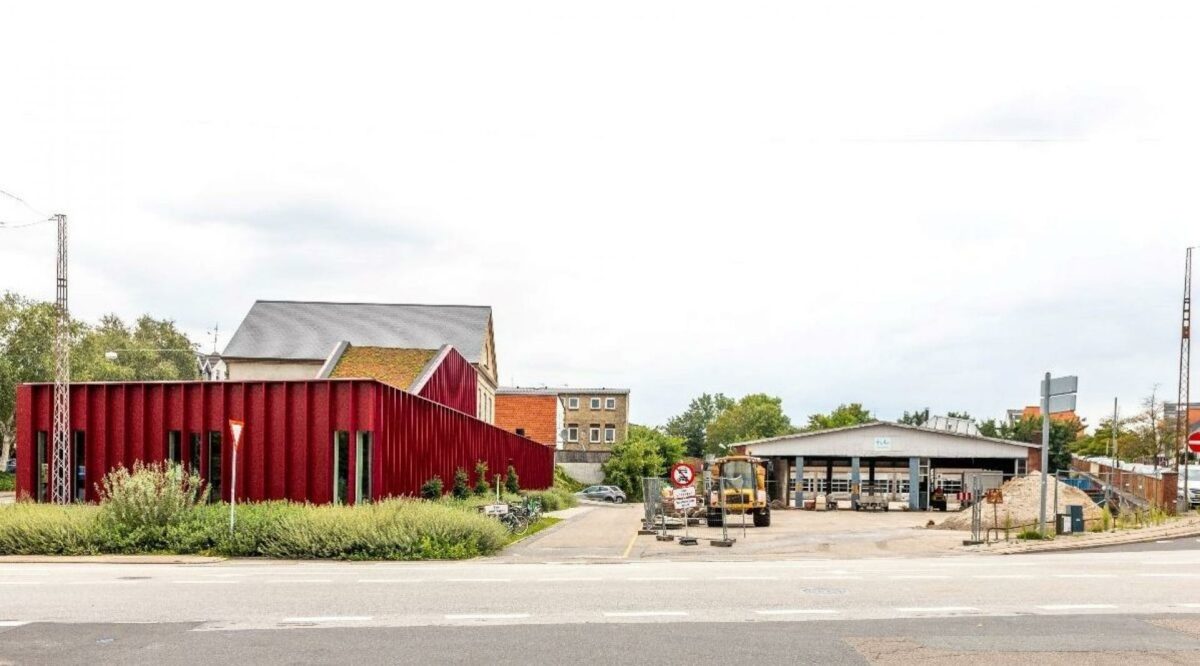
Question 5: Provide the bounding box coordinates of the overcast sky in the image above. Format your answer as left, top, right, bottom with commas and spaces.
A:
2, 2, 1198, 429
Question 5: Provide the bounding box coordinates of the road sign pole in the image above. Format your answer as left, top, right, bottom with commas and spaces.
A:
1040, 372, 1050, 535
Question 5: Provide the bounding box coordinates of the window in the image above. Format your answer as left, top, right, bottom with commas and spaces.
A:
356, 431, 372, 504
333, 431, 350, 505
566, 424, 579, 442
567, 397, 579, 410
605, 397, 616, 410
189, 433, 202, 473
590, 397, 601, 410
604, 425, 616, 443
515, 428, 526, 437
35, 431, 48, 502
167, 431, 182, 465
72, 431, 86, 502
589, 424, 601, 443
207, 431, 222, 502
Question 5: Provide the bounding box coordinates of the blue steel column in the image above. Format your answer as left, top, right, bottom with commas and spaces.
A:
908, 457, 920, 510
850, 456, 861, 510
793, 456, 804, 509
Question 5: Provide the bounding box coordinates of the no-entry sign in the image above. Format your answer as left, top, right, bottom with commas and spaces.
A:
669, 463, 695, 488
1189, 431, 1200, 453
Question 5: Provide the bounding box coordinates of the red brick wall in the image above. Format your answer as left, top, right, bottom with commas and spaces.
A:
495, 394, 557, 446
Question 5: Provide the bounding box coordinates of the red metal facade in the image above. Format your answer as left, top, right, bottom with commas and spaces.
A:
414, 347, 478, 417
16, 379, 553, 504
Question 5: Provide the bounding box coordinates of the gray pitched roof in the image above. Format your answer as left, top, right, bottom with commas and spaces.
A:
222, 301, 491, 363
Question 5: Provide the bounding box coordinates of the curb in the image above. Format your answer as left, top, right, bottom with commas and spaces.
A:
965, 523, 1200, 555
0, 555, 226, 565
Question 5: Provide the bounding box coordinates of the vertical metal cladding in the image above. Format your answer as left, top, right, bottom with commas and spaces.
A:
15, 379, 552, 503
414, 347, 478, 416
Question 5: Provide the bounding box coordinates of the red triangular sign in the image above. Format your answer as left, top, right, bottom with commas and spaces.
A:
229, 419, 244, 451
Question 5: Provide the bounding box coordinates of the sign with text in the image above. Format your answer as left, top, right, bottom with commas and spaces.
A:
672, 486, 696, 500
673, 497, 698, 510
985, 489, 1004, 504
1041, 375, 1079, 397
873, 437, 892, 451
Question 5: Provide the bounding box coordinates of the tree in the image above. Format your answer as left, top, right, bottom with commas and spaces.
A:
505, 465, 519, 494
473, 460, 490, 495
993, 415, 1082, 472
452, 467, 470, 499
805, 403, 872, 432
898, 408, 930, 426
664, 393, 734, 457
0, 292, 199, 472
1069, 416, 1141, 459
706, 394, 794, 454
602, 425, 684, 499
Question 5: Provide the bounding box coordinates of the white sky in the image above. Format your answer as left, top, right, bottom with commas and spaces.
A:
2, 2, 1198, 429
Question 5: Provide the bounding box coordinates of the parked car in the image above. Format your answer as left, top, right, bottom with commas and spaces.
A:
3, 458, 15, 474
576, 485, 627, 503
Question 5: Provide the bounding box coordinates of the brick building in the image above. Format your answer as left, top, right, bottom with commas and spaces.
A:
494, 387, 630, 458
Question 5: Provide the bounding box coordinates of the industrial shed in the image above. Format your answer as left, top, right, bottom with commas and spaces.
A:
739, 421, 1038, 510
15, 378, 553, 505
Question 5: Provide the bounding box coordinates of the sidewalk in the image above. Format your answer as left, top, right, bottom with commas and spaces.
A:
965, 515, 1200, 554
0, 554, 224, 564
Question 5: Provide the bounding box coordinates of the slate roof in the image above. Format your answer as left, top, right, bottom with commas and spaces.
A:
222, 301, 491, 363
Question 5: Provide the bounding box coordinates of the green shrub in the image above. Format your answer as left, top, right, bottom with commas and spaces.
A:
553, 466, 583, 493
1017, 528, 1050, 540
420, 476, 444, 500
474, 461, 490, 496
452, 468, 470, 499
505, 465, 519, 494
0, 503, 103, 555
523, 487, 577, 512
96, 462, 207, 552
0, 472, 14, 492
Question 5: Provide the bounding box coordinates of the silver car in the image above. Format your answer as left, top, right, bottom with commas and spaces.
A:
577, 485, 627, 503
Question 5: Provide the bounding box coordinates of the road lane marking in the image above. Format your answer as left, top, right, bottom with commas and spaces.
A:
358, 579, 427, 584
66, 580, 140, 585
889, 575, 950, 580
0, 621, 29, 627
173, 580, 238, 585
265, 579, 333, 584
622, 531, 638, 559
445, 614, 530, 620
716, 576, 779, 581
1175, 603, 1200, 608
795, 576, 863, 580
603, 611, 688, 618
628, 577, 690, 581
1037, 604, 1117, 611
1138, 573, 1200, 578
445, 578, 511, 583
0, 582, 43, 586
755, 609, 838, 615
971, 575, 1034, 580
1053, 574, 1116, 579
537, 577, 603, 582
282, 616, 373, 623
895, 607, 979, 613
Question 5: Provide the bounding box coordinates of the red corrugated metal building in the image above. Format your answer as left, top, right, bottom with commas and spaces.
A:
15, 378, 553, 504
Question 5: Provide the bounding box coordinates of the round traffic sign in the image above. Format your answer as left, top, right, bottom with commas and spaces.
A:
669, 462, 695, 488
1189, 430, 1200, 453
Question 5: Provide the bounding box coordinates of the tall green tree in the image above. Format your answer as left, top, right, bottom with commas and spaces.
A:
898, 408, 930, 426
664, 393, 734, 457
805, 403, 873, 431
0, 292, 198, 470
706, 394, 794, 454
989, 415, 1083, 472
602, 424, 684, 499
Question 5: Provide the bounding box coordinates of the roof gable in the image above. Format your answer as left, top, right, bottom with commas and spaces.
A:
222, 300, 491, 363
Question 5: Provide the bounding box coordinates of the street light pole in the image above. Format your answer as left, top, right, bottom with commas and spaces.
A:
1040, 372, 1050, 534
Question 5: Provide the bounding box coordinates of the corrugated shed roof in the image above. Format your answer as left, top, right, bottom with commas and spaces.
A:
222, 301, 491, 363
329, 346, 438, 391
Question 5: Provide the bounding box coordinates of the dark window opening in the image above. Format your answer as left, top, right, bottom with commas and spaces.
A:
35, 431, 48, 502
168, 431, 182, 466
334, 431, 350, 505
189, 433, 201, 473
356, 431, 372, 504
207, 431, 222, 502
72, 431, 86, 502
515, 428, 526, 437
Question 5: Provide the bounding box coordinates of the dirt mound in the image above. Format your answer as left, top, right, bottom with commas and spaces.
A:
938, 475, 1102, 531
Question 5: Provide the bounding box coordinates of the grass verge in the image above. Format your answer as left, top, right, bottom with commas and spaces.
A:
505, 516, 562, 545
0, 472, 13, 492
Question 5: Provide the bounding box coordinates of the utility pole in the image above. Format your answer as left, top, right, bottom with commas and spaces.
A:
1040, 372, 1050, 534
1108, 397, 1117, 507
1178, 247, 1193, 510
51, 213, 71, 504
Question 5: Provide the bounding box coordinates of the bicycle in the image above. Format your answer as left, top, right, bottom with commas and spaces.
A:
499, 508, 529, 535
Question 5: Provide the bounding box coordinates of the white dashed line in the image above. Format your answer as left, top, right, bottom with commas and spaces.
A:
537, 577, 603, 582
445, 578, 511, 583
795, 576, 863, 581
0, 621, 29, 627
444, 614, 530, 620
358, 579, 427, 584
1037, 604, 1117, 611
603, 611, 688, 618
265, 579, 333, 584
628, 577, 690, 582
715, 576, 779, 581
895, 607, 979, 613
1053, 574, 1116, 579
0, 582, 43, 586
755, 609, 839, 615
282, 616, 372, 624
889, 575, 951, 580
1137, 573, 1200, 578
971, 575, 1034, 580
173, 580, 238, 585
1175, 603, 1200, 609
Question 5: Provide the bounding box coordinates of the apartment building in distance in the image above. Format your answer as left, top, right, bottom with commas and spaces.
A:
495, 387, 630, 482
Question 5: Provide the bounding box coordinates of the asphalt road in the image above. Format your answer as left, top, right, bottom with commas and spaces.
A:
2, 544, 1200, 663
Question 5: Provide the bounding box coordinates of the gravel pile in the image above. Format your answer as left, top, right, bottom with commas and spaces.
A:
938, 474, 1101, 531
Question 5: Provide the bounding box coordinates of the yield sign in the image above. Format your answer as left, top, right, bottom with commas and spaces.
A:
229, 419, 245, 452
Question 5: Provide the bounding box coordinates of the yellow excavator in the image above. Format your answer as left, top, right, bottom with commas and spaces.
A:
705, 455, 771, 527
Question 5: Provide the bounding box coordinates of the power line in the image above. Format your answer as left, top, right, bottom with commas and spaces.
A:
0, 187, 48, 218
0, 187, 53, 228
